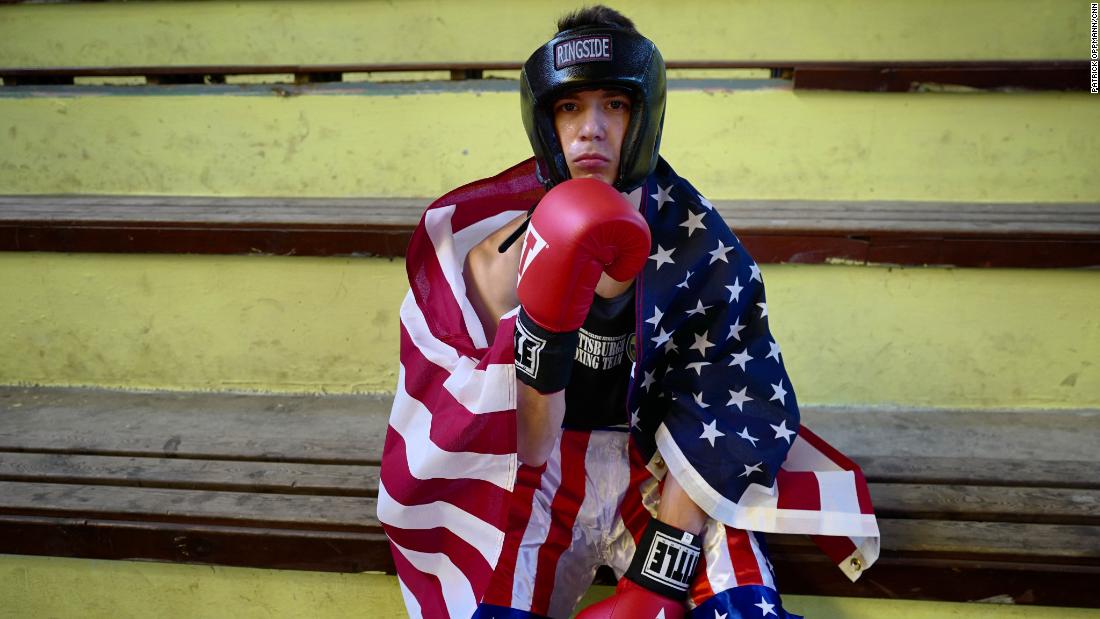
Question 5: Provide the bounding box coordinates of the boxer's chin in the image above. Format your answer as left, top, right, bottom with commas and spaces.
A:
566, 165, 617, 186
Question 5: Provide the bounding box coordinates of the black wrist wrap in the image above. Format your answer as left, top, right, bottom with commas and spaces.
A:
514, 307, 579, 394
625, 518, 703, 600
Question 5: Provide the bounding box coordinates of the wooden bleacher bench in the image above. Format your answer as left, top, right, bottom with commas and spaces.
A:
0, 60, 1090, 92
2, 386, 1097, 608
0, 387, 392, 573
2, 195, 1099, 267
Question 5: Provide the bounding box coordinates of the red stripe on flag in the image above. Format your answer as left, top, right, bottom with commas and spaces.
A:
385, 525, 494, 604
852, 468, 874, 515
726, 527, 765, 586
810, 533, 858, 567
400, 325, 515, 455
530, 430, 591, 615
388, 537, 448, 619
688, 554, 716, 608
796, 426, 857, 471
621, 437, 654, 544
405, 228, 475, 354
380, 426, 511, 526
481, 462, 547, 608
776, 470, 822, 512
796, 427, 875, 514
445, 159, 543, 233
476, 315, 517, 369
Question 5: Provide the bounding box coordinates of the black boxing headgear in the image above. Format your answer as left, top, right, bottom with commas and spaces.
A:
520, 26, 666, 193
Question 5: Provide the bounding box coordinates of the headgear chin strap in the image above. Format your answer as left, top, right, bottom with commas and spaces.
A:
520, 26, 666, 193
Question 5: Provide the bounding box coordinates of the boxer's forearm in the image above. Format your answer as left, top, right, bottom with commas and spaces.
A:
657, 471, 707, 535
516, 382, 565, 467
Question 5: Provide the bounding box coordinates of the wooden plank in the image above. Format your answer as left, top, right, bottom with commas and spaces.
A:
4, 221, 1097, 266
879, 519, 1100, 561
0, 61, 1088, 93
0, 195, 427, 225
869, 484, 1100, 526
800, 407, 1100, 463
863, 236, 1100, 269
0, 60, 1087, 75
3, 483, 1098, 559
769, 551, 1100, 607
7, 458, 1100, 530
739, 234, 868, 265
764, 518, 1100, 563
3, 518, 1098, 608
0, 481, 379, 532
4, 388, 1097, 465
793, 65, 1088, 92
1, 196, 1097, 265
858, 455, 1100, 489
0, 453, 378, 497
3, 222, 414, 260
3, 514, 1096, 606
7, 456, 1100, 530
0, 387, 390, 463
0, 515, 394, 573
721, 202, 1100, 234
0, 430, 386, 465
740, 232, 1100, 269
4, 195, 1098, 233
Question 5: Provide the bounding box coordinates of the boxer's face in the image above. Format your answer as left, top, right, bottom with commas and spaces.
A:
553, 88, 631, 186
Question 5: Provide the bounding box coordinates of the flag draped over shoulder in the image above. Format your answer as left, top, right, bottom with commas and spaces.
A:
629, 159, 879, 579
378, 159, 879, 619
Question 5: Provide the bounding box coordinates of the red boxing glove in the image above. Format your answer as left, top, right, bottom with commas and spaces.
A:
518, 178, 650, 332
575, 518, 701, 619
574, 579, 685, 619
513, 178, 651, 393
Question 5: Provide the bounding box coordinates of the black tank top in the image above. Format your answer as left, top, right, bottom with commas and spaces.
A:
563, 287, 635, 429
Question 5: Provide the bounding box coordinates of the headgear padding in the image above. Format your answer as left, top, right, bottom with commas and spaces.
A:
520, 26, 666, 193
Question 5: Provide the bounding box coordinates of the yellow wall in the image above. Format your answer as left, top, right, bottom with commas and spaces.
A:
3, 554, 1098, 619
0, 253, 407, 395
0, 0, 1083, 68
1, 253, 1096, 410
1, 89, 1097, 202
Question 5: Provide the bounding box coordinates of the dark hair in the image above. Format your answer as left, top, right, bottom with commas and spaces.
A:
556, 5, 638, 34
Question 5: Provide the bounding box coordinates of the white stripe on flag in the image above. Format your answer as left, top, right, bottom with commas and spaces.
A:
511, 432, 565, 611
396, 575, 424, 619
425, 205, 526, 350
748, 531, 777, 590
424, 204, 487, 351
452, 208, 529, 263
391, 538, 478, 619
814, 470, 863, 519
546, 432, 622, 618
783, 434, 845, 472
401, 292, 460, 369
702, 519, 738, 594
392, 365, 516, 489
769, 506, 880, 537
377, 479, 506, 567
443, 354, 516, 415
401, 293, 516, 415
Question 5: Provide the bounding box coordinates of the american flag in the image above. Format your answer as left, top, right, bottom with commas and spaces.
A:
378, 159, 879, 619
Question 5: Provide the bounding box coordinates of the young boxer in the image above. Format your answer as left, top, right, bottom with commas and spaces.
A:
380, 7, 879, 618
